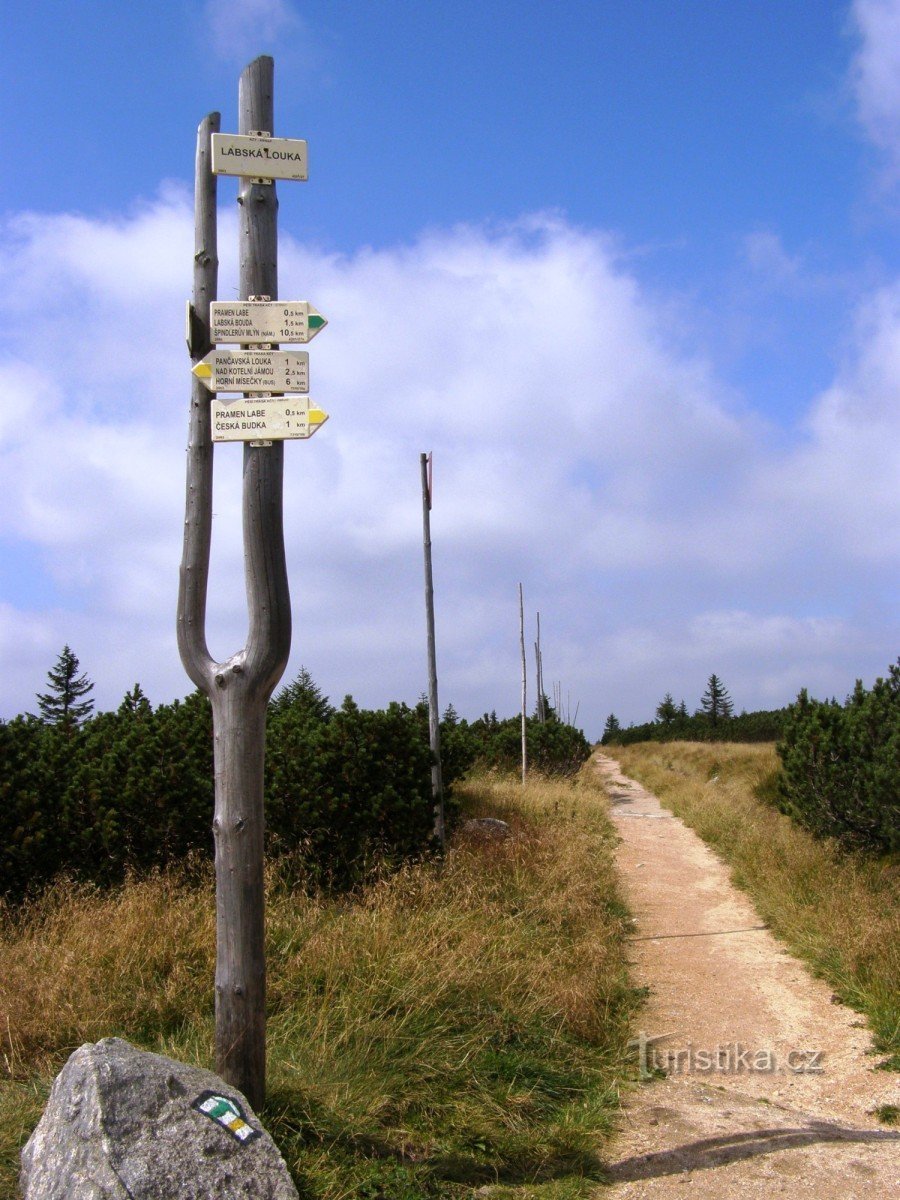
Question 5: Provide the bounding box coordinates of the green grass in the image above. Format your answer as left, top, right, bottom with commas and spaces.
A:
607, 741, 900, 1071
1, 769, 641, 1199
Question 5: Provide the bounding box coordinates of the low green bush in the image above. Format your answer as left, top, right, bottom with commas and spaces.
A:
2, 689, 214, 900
266, 692, 438, 884
774, 661, 900, 855
467, 712, 592, 776
603, 708, 787, 746
0, 672, 488, 903
1, 667, 594, 903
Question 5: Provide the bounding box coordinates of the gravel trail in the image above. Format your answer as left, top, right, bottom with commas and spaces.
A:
595, 751, 899, 1198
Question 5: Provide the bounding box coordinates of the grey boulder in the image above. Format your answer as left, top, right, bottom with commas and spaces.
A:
20, 1037, 298, 1199
461, 817, 511, 840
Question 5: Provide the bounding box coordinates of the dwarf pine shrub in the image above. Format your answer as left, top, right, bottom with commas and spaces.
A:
775, 660, 900, 855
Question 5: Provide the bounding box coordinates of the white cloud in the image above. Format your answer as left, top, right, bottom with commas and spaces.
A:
0, 198, 897, 731
203, 0, 307, 65
754, 281, 900, 565
742, 231, 802, 287
851, 0, 900, 173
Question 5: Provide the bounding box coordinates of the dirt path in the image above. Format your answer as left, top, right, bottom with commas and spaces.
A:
594, 752, 900, 1198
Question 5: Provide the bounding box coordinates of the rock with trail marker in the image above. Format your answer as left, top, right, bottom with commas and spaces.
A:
20, 1037, 298, 1199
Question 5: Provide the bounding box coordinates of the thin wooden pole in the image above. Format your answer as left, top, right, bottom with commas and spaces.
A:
420, 453, 445, 847
535, 611, 545, 723
519, 583, 527, 785
177, 55, 291, 1111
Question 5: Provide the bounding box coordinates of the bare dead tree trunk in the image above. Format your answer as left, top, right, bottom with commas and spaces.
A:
420, 452, 445, 847
178, 111, 219, 689
177, 56, 291, 1112
535, 610, 545, 723
519, 583, 527, 785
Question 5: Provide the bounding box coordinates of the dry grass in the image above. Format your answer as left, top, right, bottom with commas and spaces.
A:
0, 869, 216, 1080
1, 768, 639, 1199
609, 741, 900, 1068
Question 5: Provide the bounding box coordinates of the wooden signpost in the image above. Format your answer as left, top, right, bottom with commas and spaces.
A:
420, 452, 445, 848
177, 56, 327, 1109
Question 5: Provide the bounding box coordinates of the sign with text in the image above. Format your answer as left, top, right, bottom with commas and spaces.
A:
210, 300, 327, 345
211, 133, 308, 181
193, 348, 309, 393
211, 397, 328, 442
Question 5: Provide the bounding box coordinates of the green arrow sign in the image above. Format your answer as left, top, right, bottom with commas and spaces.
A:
210, 300, 327, 345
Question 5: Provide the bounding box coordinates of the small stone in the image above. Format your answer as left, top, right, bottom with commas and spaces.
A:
462, 817, 511, 840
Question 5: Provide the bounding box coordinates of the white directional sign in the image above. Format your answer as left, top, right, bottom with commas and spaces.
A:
211, 133, 308, 181
192, 349, 309, 393
211, 397, 328, 442
210, 300, 327, 345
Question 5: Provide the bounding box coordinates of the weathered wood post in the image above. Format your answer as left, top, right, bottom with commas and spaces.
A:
420, 452, 445, 847
519, 583, 527, 784
178, 56, 293, 1110
534, 611, 545, 723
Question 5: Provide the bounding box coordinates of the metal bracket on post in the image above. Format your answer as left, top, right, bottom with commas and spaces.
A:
249, 131, 273, 185
249, 390, 274, 447
247, 293, 275, 444
244, 293, 273, 446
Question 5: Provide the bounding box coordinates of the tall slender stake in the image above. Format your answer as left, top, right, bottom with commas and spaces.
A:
177, 56, 291, 1111
420, 452, 445, 847
535, 611, 545, 723
519, 583, 527, 785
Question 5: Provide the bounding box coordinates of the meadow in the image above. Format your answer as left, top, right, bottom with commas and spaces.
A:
0, 768, 640, 1200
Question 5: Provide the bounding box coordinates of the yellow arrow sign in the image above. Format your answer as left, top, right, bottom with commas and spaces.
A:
211, 397, 329, 443
192, 348, 309, 393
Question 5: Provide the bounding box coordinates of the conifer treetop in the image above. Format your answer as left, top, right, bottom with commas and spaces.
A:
35, 645, 95, 728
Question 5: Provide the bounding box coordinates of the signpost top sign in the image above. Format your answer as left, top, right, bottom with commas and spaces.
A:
211, 132, 308, 181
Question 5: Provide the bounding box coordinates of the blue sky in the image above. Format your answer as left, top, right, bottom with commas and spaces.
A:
1, 0, 899, 732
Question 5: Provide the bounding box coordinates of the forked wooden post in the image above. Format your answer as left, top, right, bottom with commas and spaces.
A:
177, 56, 291, 1111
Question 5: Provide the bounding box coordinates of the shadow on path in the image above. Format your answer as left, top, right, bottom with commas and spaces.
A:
606, 1119, 900, 1183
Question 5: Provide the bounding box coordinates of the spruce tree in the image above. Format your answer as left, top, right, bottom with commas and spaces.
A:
602, 713, 621, 742
656, 693, 678, 725
700, 674, 733, 726
270, 666, 333, 722
35, 645, 95, 729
